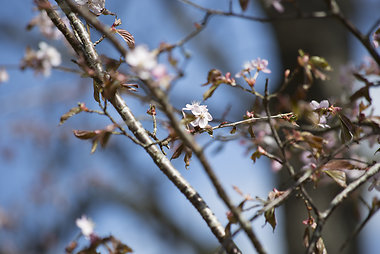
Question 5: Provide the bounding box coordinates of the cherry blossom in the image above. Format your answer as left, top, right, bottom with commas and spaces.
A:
0, 68, 9, 83
182, 102, 213, 128
310, 100, 330, 128
76, 215, 95, 239
28, 11, 63, 40
126, 45, 158, 80
21, 42, 61, 76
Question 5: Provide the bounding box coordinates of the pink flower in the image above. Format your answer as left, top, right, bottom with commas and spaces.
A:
126, 45, 157, 80
251, 58, 271, 73
182, 102, 213, 128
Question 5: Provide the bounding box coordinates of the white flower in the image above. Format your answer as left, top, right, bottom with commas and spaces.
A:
36, 42, 62, 76
236, 57, 271, 78
76, 215, 95, 239
251, 58, 271, 73
73, 0, 105, 14
310, 100, 329, 110
310, 100, 330, 128
29, 12, 62, 40
126, 45, 157, 80
0, 68, 9, 83
182, 102, 213, 128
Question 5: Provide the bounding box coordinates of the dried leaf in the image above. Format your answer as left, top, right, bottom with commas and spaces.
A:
116, 29, 135, 49
324, 169, 347, 188
239, 0, 250, 11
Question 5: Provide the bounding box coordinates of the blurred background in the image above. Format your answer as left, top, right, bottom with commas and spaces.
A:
0, 0, 379, 253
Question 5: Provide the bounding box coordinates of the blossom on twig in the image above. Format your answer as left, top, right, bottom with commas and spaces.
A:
0, 68, 9, 83
76, 215, 95, 240
182, 102, 213, 128
310, 100, 330, 128
21, 42, 61, 76
126, 45, 157, 80
236, 58, 271, 88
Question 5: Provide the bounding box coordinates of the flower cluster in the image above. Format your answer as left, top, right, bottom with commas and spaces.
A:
182, 102, 213, 128
126, 45, 172, 88
309, 100, 330, 128
76, 215, 96, 240
21, 42, 61, 76
236, 57, 271, 87
27, 11, 64, 40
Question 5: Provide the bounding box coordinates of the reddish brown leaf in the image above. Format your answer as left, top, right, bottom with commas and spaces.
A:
116, 29, 135, 49
171, 143, 184, 160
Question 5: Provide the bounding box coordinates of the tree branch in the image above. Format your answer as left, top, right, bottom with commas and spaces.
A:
52, 1, 241, 253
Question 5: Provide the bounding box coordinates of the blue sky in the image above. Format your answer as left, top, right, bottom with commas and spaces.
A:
0, 1, 379, 253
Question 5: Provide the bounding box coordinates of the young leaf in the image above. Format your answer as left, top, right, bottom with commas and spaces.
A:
324, 169, 347, 188
338, 113, 354, 143
171, 143, 184, 160
93, 80, 101, 103
59, 104, 84, 125
264, 208, 276, 231
91, 139, 99, 154
184, 149, 192, 169
116, 29, 135, 49
73, 130, 98, 140
203, 84, 219, 100
230, 126, 237, 134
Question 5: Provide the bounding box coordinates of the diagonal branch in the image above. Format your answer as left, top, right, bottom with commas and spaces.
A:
51, 0, 241, 253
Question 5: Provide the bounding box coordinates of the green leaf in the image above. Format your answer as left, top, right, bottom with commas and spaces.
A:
310, 56, 332, 71
324, 169, 347, 188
